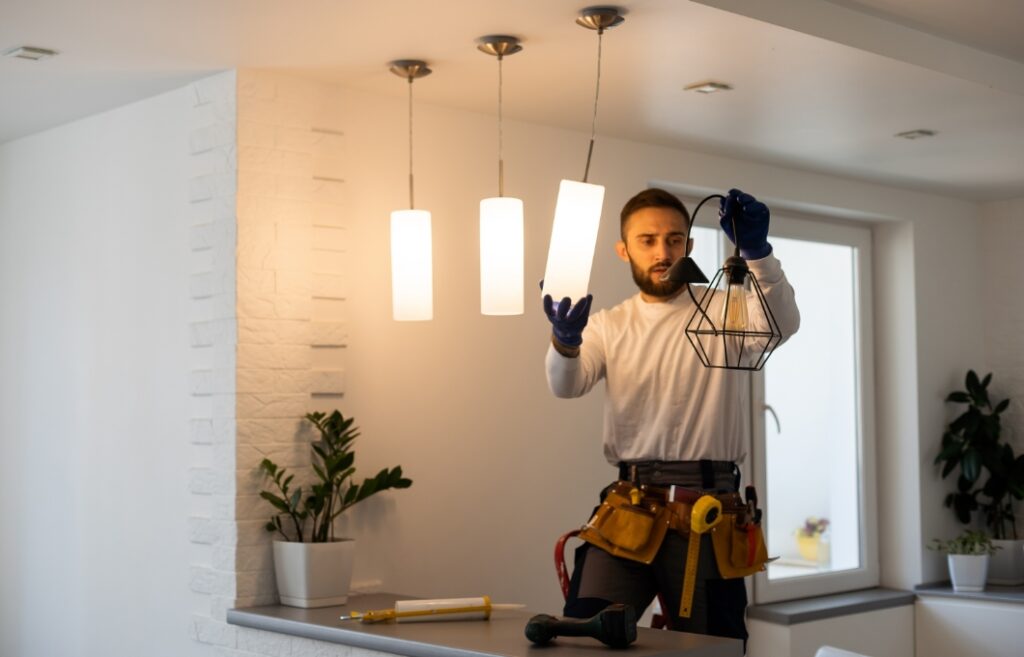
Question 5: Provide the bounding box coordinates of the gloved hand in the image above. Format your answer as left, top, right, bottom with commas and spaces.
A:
542, 294, 593, 348
719, 188, 772, 260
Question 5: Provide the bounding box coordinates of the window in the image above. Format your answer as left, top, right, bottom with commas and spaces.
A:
750, 215, 877, 603
677, 190, 876, 602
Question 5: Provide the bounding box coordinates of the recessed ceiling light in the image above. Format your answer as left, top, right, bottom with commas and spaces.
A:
895, 129, 936, 140
684, 81, 732, 94
3, 46, 59, 61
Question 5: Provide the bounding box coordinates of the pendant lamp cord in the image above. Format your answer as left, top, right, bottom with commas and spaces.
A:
583, 29, 604, 183
685, 194, 726, 322
498, 54, 505, 197
408, 76, 415, 209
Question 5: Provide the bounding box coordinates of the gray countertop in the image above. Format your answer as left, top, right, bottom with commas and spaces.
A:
227, 594, 742, 657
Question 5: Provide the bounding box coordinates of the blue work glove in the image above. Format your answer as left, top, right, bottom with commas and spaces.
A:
542, 294, 593, 348
719, 188, 772, 260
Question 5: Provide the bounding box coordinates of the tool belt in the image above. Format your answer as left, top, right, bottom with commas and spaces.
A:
578, 480, 768, 578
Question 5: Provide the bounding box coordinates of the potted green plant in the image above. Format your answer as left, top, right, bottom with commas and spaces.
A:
935, 370, 1024, 584
928, 530, 1000, 592
259, 410, 412, 608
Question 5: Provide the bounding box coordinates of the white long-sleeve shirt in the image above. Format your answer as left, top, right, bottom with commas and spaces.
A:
546, 254, 800, 464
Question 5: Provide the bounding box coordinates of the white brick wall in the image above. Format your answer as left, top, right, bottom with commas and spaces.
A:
189, 72, 240, 640
187, 69, 350, 656
188, 71, 353, 653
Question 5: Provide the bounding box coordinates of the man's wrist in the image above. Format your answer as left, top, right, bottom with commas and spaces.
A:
740, 242, 772, 260
551, 335, 580, 358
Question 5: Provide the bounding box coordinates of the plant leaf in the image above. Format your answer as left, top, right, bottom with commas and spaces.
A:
966, 370, 980, 394
941, 455, 961, 478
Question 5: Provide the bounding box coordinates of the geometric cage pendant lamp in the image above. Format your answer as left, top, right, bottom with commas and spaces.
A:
663, 194, 784, 371
541, 6, 624, 304
477, 35, 524, 316
388, 59, 433, 321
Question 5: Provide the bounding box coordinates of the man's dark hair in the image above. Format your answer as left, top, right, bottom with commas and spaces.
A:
619, 188, 691, 240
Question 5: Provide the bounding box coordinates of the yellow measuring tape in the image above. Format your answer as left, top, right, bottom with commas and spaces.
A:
679, 495, 723, 618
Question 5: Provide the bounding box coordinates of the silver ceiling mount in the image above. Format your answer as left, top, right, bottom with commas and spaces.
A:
575, 6, 626, 33
388, 60, 432, 81
477, 35, 523, 60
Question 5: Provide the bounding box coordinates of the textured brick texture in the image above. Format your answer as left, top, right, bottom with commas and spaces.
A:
189, 72, 239, 649
234, 68, 351, 634
189, 68, 353, 655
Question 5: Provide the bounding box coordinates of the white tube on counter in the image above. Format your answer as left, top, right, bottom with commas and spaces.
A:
393, 596, 492, 623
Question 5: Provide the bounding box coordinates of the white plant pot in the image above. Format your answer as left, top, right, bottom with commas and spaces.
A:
272, 538, 355, 608
947, 554, 989, 592
988, 539, 1024, 585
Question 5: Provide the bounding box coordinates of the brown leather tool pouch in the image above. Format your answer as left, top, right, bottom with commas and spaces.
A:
578, 481, 670, 564
710, 514, 769, 578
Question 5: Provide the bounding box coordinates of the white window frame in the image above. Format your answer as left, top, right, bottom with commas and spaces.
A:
749, 213, 878, 603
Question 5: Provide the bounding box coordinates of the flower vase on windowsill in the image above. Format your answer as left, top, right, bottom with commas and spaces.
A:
795, 517, 830, 565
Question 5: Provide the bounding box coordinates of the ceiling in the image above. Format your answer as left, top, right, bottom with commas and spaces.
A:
2, 0, 1022, 201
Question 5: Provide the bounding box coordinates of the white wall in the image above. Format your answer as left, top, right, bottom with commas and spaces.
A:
980, 198, 1024, 441
0, 87, 206, 656
978, 197, 1024, 536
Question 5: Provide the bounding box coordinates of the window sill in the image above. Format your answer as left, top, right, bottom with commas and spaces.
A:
746, 588, 914, 626
914, 582, 1024, 605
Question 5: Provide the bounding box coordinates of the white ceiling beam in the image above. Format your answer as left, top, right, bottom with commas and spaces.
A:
691, 0, 1024, 96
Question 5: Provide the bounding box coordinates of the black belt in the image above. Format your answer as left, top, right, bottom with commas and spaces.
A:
618, 459, 739, 490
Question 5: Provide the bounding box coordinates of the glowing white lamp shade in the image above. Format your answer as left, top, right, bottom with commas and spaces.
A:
480, 197, 524, 315
541, 179, 605, 303
390, 209, 433, 321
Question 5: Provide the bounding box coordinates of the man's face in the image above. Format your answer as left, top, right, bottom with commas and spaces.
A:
615, 206, 692, 299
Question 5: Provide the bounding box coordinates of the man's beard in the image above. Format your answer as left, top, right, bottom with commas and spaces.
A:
629, 257, 685, 298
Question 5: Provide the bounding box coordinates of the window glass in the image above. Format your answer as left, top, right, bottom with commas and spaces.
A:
763, 236, 860, 580
670, 194, 876, 600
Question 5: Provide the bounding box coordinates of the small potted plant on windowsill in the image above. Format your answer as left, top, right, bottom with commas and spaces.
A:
929, 530, 1000, 592
935, 370, 1024, 585
259, 410, 412, 608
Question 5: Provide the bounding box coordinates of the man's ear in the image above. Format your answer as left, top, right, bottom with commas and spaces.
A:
615, 240, 629, 263
687, 238, 694, 256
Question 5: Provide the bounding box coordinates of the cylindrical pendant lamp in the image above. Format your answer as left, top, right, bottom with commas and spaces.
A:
391, 209, 433, 321
388, 59, 433, 321
477, 35, 525, 316
541, 180, 605, 302
480, 196, 524, 315
540, 7, 623, 304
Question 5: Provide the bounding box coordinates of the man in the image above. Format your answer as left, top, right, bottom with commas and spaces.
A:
543, 187, 800, 644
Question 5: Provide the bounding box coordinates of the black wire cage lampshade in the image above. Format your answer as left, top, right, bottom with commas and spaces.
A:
662, 194, 784, 371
